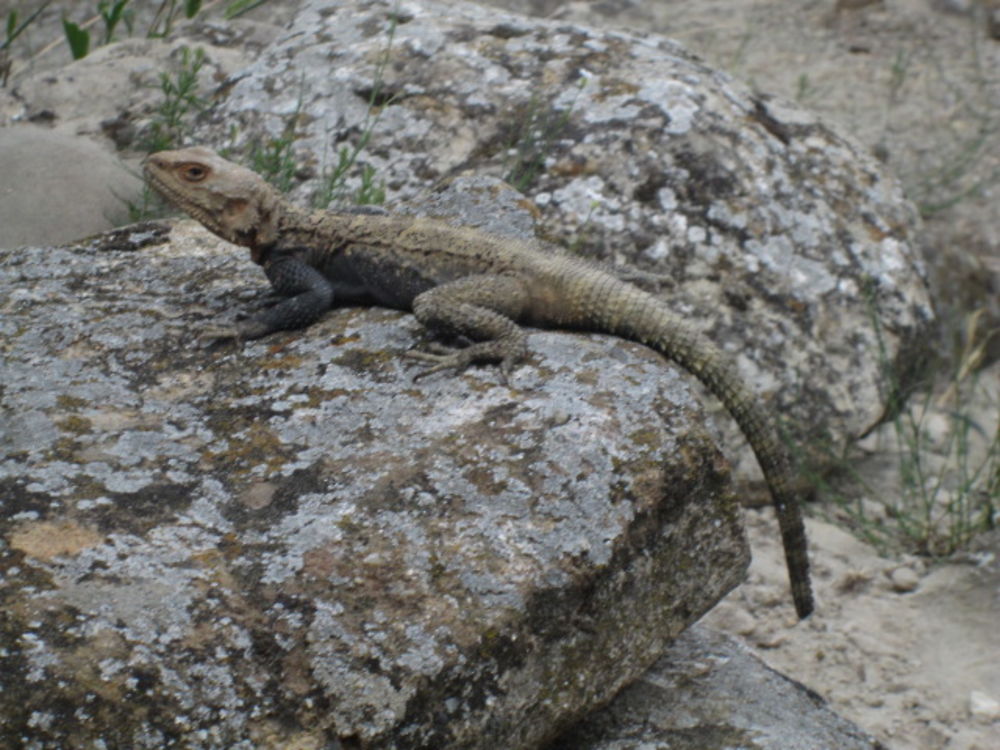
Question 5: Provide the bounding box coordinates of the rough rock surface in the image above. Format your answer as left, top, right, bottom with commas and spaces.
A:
189, 0, 932, 479
551, 625, 883, 750
484, 0, 1000, 362
0, 21, 279, 140
0, 178, 748, 748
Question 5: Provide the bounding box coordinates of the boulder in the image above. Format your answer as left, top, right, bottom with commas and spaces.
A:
190, 0, 933, 481
552, 625, 883, 750
0, 177, 747, 748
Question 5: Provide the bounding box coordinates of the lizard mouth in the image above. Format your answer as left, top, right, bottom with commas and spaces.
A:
143, 160, 228, 240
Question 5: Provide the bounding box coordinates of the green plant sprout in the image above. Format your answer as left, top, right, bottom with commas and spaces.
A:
503, 77, 586, 193
3, 0, 258, 76
815, 292, 998, 557
126, 44, 206, 220
1, 2, 51, 85
311, 7, 399, 209
142, 45, 206, 153
147, 0, 202, 39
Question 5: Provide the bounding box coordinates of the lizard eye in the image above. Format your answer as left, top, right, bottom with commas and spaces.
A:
180, 163, 209, 182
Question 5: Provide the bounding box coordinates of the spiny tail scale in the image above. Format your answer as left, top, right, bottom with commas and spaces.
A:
560, 266, 814, 618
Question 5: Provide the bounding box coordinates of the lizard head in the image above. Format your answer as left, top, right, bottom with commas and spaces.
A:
144, 147, 282, 254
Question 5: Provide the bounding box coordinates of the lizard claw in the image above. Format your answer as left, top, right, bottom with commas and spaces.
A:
421, 342, 461, 356
405, 349, 471, 380
497, 358, 518, 385
199, 324, 243, 347
198, 319, 273, 347
405, 347, 517, 386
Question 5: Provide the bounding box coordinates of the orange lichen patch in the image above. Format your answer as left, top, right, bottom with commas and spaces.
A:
202, 421, 289, 474
9, 520, 104, 561
515, 197, 542, 219
258, 352, 305, 370
863, 217, 890, 241
249, 722, 325, 750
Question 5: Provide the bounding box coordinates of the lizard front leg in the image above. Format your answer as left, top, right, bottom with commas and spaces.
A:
203, 255, 335, 342
408, 274, 530, 379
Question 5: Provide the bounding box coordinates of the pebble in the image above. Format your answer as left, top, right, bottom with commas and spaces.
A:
969, 690, 1000, 722
754, 629, 788, 649
707, 602, 757, 636
859, 498, 887, 520
888, 566, 920, 593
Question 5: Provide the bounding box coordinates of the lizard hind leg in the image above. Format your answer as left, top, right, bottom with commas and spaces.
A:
408, 274, 530, 381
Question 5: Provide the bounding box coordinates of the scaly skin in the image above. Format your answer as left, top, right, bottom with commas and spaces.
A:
144, 147, 814, 618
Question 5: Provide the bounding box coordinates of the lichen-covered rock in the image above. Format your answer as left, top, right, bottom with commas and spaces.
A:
0, 178, 748, 748
188, 0, 932, 479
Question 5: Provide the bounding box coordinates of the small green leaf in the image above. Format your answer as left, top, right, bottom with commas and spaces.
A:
3, 2, 50, 48
99, 0, 130, 43
62, 19, 90, 60
185, 0, 202, 19
110, 0, 130, 26
225, 0, 266, 19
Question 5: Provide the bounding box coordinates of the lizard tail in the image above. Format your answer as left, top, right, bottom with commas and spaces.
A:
567, 271, 814, 618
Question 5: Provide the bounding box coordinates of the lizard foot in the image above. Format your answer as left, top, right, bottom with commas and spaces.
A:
405, 343, 517, 384
199, 324, 243, 347
405, 348, 475, 379
198, 319, 274, 346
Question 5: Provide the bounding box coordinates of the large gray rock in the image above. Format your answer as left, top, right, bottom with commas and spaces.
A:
0, 178, 748, 748
551, 625, 883, 750
185, 0, 933, 482
0, 126, 142, 247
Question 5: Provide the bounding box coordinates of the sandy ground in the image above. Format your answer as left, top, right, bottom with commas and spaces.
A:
705, 361, 1000, 750
706, 513, 1000, 749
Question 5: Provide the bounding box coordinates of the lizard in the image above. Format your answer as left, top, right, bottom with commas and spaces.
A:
144, 146, 814, 619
